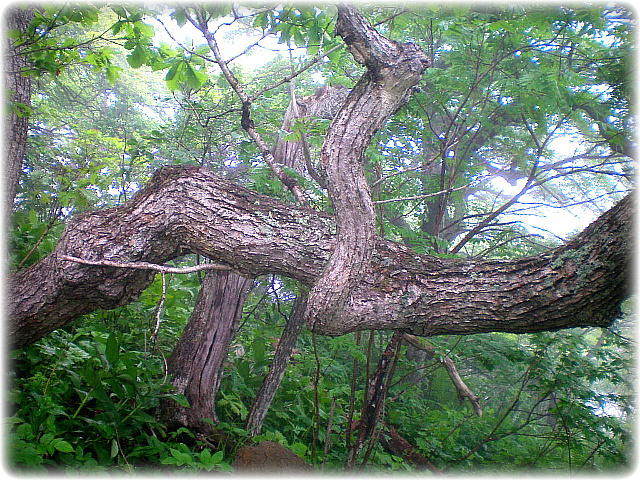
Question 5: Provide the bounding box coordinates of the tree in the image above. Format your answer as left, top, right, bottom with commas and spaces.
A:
4, 6, 33, 213
8, 2, 632, 343
7, 2, 633, 473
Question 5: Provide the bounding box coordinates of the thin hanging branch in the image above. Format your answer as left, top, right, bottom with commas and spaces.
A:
321, 396, 337, 473
373, 183, 470, 205
150, 272, 167, 343
61, 255, 232, 274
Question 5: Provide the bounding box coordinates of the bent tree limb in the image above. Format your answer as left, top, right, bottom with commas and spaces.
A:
9, 165, 632, 349
303, 4, 429, 331
402, 334, 482, 416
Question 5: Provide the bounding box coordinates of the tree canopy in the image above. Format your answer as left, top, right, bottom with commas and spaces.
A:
5, 2, 634, 474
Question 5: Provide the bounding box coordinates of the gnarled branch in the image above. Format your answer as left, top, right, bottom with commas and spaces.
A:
9, 165, 632, 349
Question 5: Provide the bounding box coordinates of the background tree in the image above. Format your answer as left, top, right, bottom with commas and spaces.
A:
6, 2, 634, 474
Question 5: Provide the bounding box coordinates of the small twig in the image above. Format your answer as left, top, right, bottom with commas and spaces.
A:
321, 396, 337, 473
312, 331, 322, 461
180, 6, 308, 206
248, 43, 344, 102
157, 347, 169, 385
115, 427, 133, 474
150, 272, 167, 343
373, 183, 469, 205
17, 210, 62, 269
61, 255, 231, 274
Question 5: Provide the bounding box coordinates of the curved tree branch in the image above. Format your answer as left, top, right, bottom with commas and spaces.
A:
9, 165, 632, 349
304, 4, 430, 332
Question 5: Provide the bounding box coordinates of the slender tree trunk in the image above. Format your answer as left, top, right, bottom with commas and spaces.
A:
346, 331, 403, 470
4, 6, 33, 214
245, 294, 308, 436
161, 270, 251, 430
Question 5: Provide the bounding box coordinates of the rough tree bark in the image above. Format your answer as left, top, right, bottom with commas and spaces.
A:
161, 270, 252, 430
238, 87, 349, 437
4, 6, 33, 213
8, 165, 632, 349
161, 3, 428, 434
303, 4, 429, 333
7, 4, 632, 351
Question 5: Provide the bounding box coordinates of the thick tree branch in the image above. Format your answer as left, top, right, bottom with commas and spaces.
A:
9, 165, 632, 349
304, 4, 430, 332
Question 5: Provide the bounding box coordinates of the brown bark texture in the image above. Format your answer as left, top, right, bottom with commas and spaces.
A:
8, 165, 632, 349
303, 4, 430, 332
273, 84, 349, 174
4, 6, 33, 213
161, 270, 251, 430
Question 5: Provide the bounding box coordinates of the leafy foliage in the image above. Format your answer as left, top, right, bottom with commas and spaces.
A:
7, 2, 634, 474
8, 319, 229, 472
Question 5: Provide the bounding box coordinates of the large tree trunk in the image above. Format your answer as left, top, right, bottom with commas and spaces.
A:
8, 165, 632, 349
7, 5, 632, 351
4, 6, 33, 213
162, 270, 252, 430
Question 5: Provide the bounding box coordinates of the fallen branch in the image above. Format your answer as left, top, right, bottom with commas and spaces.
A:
379, 422, 441, 474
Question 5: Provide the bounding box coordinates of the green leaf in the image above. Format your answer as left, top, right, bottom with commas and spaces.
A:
254, 11, 268, 30
252, 336, 265, 363
105, 65, 122, 84
185, 63, 207, 89
325, 44, 342, 64
127, 45, 148, 68
291, 442, 307, 457
136, 22, 155, 39
169, 448, 193, 466
165, 61, 182, 81
170, 9, 188, 27
166, 393, 190, 408
194, 44, 210, 56
200, 448, 212, 463
211, 450, 224, 464
105, 333, 119, 365
110, 438, 119, 458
